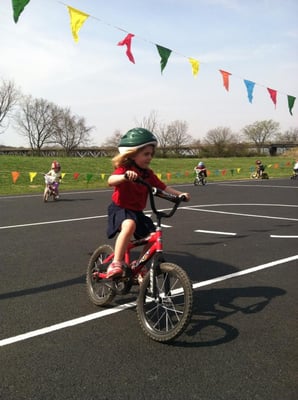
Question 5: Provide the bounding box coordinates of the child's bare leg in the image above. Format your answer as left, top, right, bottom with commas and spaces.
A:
106, 219, 136, 278
113, 219, 136, 262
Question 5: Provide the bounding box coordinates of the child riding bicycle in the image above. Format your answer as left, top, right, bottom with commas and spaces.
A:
194, 161, 207, 178
106, 127, 190, 279
44, 160, 62, 199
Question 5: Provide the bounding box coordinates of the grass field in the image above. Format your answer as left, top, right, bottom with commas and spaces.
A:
0, 155, 296, 195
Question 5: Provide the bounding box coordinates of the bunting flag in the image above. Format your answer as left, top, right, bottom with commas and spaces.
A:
11, 171, 20, 183
100, 173, 106, 180
29, 172, 37, 182
156, 45, 172, 73
189, 58, 200, 77
287, 95, 296, 116
12, 0, 30, 23
219, 70, 232, 91
9, 2, 297, 116
73, 172, 80, 180
67, 6, 89, 43
244, 80, 255, 103
117, 33, 135, 63
86, 173, 93, 183
61, 173, 66, 179
267, 88, 277, 108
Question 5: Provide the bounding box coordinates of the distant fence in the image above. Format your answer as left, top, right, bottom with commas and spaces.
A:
0, 143, 296, 157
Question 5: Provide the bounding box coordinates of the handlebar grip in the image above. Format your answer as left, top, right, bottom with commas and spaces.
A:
152, 187, 180, 203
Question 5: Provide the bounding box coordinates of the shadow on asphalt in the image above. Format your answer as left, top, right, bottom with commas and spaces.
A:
172, 285, 286, 348
0, 275, 85, 300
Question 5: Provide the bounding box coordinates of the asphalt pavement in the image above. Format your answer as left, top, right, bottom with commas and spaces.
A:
0, 178, 297, 400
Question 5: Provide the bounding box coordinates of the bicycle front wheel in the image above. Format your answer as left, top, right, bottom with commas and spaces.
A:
136, 262, 193, 343
86, 244, 115, 306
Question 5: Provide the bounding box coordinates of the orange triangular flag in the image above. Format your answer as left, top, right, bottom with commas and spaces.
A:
219, 70, 232, 91
11, 171, 20, 183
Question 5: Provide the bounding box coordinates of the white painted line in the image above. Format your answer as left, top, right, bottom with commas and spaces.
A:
184, 207, 298, 222
0, 254, 297, 348
270, 235, 298, 238
0, 215, 107, 230
0, 302, 136, 347
192, 255, 298, 289
194, 229, 236, 236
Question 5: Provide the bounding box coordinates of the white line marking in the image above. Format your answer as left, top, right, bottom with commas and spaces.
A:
0, 215, 107, 230
192, 255, 298, 288
1, 254, 297, 348
184, 207, 298, 222
270, 235, 298, 238
194, 229, 236, 236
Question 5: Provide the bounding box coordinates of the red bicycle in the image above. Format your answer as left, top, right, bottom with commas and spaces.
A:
86, 178, 193, 342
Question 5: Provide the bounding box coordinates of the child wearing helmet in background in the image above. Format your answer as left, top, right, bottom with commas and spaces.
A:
45, 160, 62, 199
106, 127, 191, 278
255, 160, 265, 178
194, 161, 207, 178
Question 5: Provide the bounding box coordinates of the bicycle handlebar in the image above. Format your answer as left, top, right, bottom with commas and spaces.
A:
125, 173, 186, 218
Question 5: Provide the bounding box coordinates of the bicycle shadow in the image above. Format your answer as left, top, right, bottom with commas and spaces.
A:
172, 285, 286, 348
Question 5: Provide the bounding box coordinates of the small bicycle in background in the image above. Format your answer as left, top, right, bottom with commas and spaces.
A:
43, 175, 60, 202
194, 171, 207, 186
86, 177, 193, 343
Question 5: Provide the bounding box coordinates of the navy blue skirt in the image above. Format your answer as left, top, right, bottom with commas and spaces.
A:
107, 202, 156, 239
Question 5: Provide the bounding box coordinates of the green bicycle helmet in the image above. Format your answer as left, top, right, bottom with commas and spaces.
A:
118, 128, 157, 154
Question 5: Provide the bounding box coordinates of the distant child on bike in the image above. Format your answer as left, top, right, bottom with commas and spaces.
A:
106, 128, 190, 278
194, 161, 207, 178
255, 159, 265, 178
45, 160, 62, 199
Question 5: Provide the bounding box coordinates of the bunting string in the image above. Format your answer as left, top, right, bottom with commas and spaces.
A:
10, 0, 296, 115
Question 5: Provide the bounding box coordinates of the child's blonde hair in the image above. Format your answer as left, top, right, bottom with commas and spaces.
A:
112, 145, 155, 169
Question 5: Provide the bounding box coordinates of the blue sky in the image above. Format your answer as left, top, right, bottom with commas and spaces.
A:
0, 0, 297, 146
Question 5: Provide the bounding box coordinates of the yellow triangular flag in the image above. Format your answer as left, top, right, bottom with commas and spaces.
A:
188, 58, 200, 77
61, 173, 66, 179
29, 172, 37, 182
101, 173, 106, 180
237, 168, 241, 173
67, 6, 89, 43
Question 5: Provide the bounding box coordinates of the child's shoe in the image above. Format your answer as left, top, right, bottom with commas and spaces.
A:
106, 261, 123, 278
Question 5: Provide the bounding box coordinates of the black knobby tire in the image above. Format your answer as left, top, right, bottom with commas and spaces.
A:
194, 178, 199, 186
201, 177, 206, 185
86, 244, 115, 306
136, 262, 193, 343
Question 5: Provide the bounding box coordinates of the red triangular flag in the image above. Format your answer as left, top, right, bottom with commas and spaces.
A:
219, 70, 232, 91
117, 33, 135, 64
267, 88, 277, 108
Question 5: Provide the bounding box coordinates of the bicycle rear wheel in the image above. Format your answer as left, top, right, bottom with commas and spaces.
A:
86, 244, 115, 306
136, 262, 193, 343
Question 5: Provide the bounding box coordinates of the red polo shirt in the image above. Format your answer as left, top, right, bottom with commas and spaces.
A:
111, 166, 166, 211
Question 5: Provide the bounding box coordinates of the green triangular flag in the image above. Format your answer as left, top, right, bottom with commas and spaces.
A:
12, 0, 30, 23
156, 45, 172, 74
287, 95, 296, 116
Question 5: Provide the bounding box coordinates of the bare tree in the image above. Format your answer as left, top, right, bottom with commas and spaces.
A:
166, 120, 193, 155
275, 127, 298, 143
0, 79, 20, 134
204, 126, 236, 156
242, 120, 280, 153
135, 110, 160, 133
102, 129, 122, 147
52, 107, 93, 155
14, 96, 57, 154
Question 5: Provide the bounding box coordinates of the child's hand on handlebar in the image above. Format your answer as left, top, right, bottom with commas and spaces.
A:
179, 193, 190, 202
124, 170, 139, 181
